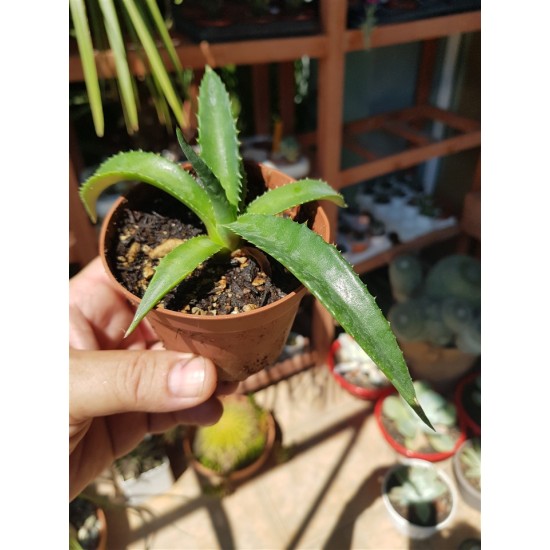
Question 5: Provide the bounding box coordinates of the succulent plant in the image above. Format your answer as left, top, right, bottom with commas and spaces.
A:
423, 254, 481, 307
193, 395, 269, 474
382, 381, 459, 452
79, 66, 430, 426
460, 438, 481, 486
388, 254, 423, 302
113, 434, 168, 481
387, 254, 481, 352
388, 463, 450, 525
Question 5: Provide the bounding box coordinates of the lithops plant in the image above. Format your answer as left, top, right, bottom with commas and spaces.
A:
382, 381, 461, 453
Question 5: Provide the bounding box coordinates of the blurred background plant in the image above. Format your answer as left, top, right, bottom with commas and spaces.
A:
69, 0, 191, 137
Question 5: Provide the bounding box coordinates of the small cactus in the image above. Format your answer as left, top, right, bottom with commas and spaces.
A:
193, 394, 269, 475
387, 299, 426, 341
387, 254, 480, 353
388, 254, 424, 302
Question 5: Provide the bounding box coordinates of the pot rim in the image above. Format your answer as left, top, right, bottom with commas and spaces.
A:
454, 370, 482, 436
183, 395, 277, 482
381, 458, 458, 538
327, 339, 393, 401
452, 437, 481, 502
98, 162, 330, 324
374, 391, 467, 462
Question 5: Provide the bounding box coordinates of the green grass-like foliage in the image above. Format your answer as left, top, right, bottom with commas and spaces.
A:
193, 395, 268, 474
79, 66, 430, 427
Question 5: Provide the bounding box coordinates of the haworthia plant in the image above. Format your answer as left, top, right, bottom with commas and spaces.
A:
79, 66, 431, 428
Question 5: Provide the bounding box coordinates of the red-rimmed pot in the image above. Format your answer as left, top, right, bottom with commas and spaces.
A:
374, 390, 467, 462
454, 370, 481, 437
327, 339, 394, 401
99, 162, 331, 382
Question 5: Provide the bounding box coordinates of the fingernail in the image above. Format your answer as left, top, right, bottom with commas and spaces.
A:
168, 357, 206, 398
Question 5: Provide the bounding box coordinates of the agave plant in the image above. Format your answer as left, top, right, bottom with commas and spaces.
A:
69, 0, 189, 137
79, 66, 430, 426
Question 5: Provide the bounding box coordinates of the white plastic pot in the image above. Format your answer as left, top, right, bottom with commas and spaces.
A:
381, 459, 458, 540
452, 439, 481, 511
117, 456, 175, 505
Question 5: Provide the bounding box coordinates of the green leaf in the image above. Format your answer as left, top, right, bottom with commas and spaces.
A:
127, 236, 223, 335
197, 67, 243, 208
246, 179, 346, 216
176, 129, 236, 223
69, 0, 104, 136
78, 151, 222, 241
226, 214, 431, 428
98, 0, 139, 133
121, 0, 186, 127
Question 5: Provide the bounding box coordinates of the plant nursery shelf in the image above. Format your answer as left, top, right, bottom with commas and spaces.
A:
351, 225, 461, 275
337, 105, 481, 189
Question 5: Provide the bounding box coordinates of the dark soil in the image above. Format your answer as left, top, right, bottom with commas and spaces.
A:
105, 168, 306, 316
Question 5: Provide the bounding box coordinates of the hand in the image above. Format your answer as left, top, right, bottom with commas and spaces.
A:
69, 257, 236, 501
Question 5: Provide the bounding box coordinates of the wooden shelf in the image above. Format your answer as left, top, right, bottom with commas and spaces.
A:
350, 225, 461, 275
237, 345, 318, 394
345, 11, 481, 51
69, 33, 328, 82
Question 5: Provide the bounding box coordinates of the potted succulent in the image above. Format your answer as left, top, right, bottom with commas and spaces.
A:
78, 66, 430, 426
112, 433, 175, 505
375, 380, 466, 462
183, 393, 276, 484
452, 437, 481, 511
327, 332, 393, 401
69, 494, 107, 550
387, 253, 481, 393
381, 459, 458, 540
455, 371, 481, 436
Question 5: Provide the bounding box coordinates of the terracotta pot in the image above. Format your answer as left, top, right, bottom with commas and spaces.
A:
183, 395, 276, 483
398, 339, 479, 394
99, 162, 331, 382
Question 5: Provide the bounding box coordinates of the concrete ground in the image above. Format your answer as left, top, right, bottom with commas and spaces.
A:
98, 364, 481, 549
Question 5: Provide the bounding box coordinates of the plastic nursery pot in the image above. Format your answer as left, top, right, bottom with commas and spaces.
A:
374, 390, 467, 462
381, 458, 458, 540
454, 371, 481, 437
182, 395, 277, 484
69, 498, 108, 550
452, 438, 481, 511
99, 162, 331, 382
327, 339, 394, 401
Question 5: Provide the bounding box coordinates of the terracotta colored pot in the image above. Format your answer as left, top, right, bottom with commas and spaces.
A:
374, 390, 467, 463
183, 395, 276, 483
398, 339, 479, 395
99, 162, 331, 382
327, 339, 393, 401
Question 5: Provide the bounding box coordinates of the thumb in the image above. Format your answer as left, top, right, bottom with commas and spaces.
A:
70, 349, 218, 420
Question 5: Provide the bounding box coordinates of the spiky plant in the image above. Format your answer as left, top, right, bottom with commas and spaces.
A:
79, 66, 430, 427
193, 395, 268, 474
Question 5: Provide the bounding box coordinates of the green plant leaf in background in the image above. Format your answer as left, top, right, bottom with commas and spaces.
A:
69, 0, 188, 137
